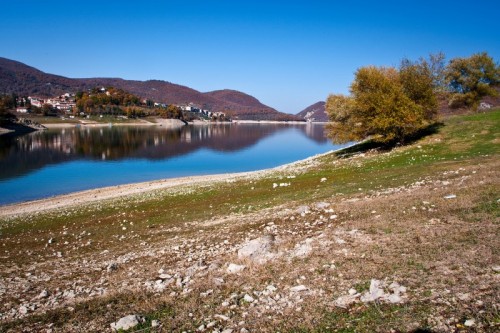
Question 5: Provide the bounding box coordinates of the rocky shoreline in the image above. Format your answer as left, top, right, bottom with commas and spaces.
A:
0, 118, 46, 136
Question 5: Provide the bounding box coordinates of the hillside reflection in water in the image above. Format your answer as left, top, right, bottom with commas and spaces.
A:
0, 123, 346, 204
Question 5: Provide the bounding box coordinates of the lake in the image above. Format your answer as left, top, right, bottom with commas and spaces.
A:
0, 123, 347, 205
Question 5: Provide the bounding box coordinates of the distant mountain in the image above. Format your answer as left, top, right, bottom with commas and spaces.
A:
296, 101, 328, 122
0, 57, 299, 121
204, 89, 293, 120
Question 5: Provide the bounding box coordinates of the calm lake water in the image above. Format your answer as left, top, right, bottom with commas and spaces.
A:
0, 123, 347, 205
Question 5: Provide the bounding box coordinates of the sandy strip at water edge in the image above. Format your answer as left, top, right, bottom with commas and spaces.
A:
0, 146, 348, 218
0, 172, 252, 218
42, 123, 80, 128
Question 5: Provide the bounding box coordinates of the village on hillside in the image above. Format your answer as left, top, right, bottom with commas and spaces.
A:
13, 87, 228, 121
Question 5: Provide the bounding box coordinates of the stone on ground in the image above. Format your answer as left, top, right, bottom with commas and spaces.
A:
110, 314, 144, 331
237, 235, 275, 262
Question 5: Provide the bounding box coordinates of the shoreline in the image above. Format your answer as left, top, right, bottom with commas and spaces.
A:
232, 120, 326, 124
0, 172, 250, 218
0, 146, 348, 218
40, 120, 328, 128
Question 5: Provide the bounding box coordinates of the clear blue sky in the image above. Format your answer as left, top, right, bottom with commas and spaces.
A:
1, 0, 499, 114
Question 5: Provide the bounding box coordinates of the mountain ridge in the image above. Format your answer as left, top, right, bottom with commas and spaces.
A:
296, 101, 328, 121
0, 57, 299, 121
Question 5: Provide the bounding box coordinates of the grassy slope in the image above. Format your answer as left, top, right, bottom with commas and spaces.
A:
0, 110, 498, 332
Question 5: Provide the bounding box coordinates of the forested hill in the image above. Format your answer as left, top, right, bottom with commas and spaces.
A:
0, 57, 299, 121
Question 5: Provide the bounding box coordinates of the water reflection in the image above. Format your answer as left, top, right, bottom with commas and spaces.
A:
0, 123, 329, 181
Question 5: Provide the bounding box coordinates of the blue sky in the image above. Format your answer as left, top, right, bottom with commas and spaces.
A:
1, 1, 499, 114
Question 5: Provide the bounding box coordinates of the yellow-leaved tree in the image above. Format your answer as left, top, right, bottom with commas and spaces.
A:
445, 52, 500, 108
326, 59, 438, 145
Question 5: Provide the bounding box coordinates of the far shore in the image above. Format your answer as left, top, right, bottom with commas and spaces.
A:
38, 119, 329, 129
41, 118, 185, 128
232, 120, 327, 124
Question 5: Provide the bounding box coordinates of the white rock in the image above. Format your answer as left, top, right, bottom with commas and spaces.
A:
292, 240, 313, 258
227, 263, 246, 274
151, 320, 160, 327
348, 288, 357, 295
478, 102, 491, 110
38, 290, 49, 299
315, 202, 329, 209
334, 294, 358, 308
238, 235, 275, 262
444, 194, 456, 199
320, 177, 327, 182
335, 237, 345, 244
360, 279, 385, 303
290, 285, 308, 292
296, 206, 310, 214
214, 277, 225, 285
266, 285, 277, 292
387, 293, 402, 304
243, 294, 255, 303
464, 319, 475, 327
221, 329, 233, 333
214, 314, 230, 321
19, 305, 28, 315
273, 183, 278, 188
110, 314, 144, 331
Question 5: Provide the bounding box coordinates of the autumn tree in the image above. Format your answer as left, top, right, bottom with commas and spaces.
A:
159, 105, 183, 119
445, 52, 500, 108
0, 96, 14, 118
41, 103, 54, 116
325, 94, 357, 143
428, 52, 447, 91
326, 65, 437, 144
400, 57, 438, 119
0, 95, 16, 118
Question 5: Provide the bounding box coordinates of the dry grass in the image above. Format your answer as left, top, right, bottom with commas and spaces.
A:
0, 110, 499, 332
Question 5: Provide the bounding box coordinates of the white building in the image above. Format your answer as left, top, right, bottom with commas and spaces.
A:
28, 97, 44, 108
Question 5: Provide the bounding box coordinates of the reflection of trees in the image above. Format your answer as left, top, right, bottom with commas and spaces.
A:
72, 127, 184, 160
0, 124, 330, 180
300, 123, 328, 144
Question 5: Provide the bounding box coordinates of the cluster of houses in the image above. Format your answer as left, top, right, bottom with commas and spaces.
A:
179, 104, 226, 119
16, 93, 76, 113
153, 102, 227, 119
